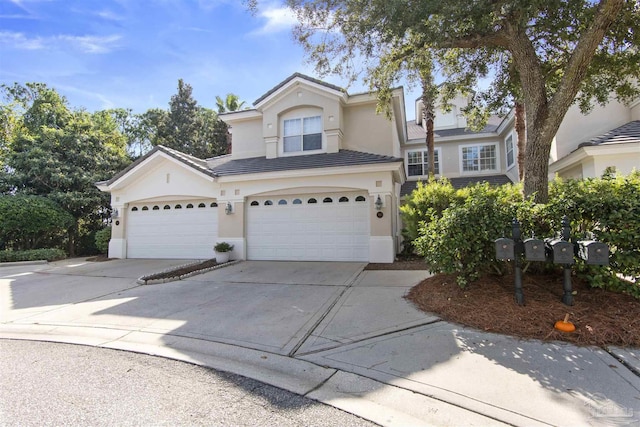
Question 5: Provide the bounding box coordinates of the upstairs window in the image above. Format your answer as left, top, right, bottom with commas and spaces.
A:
407, 149, 440, 177
461, 144, 497, 172
505, 135, 515, 169
283, 115, 322, 153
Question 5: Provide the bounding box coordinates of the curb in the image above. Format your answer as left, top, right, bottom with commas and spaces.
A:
136, 260, 242, 285
0, 260, 48, 268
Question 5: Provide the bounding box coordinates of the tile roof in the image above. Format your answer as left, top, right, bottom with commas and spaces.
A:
254, 73, 346, 105
577, 120, 640, 148
211, 150, 402, 176
406, 116, 504, 141
401, 175, 514, 197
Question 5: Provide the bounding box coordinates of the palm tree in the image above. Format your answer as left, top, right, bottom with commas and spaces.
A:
215, 93, 247, 113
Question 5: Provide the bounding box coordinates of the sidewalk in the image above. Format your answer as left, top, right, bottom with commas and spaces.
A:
1, 260, 638, 426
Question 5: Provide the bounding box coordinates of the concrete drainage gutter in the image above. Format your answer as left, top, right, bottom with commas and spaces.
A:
137, 260, 242, 285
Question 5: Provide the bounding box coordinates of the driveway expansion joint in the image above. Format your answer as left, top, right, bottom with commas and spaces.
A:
604, 346, 640, 378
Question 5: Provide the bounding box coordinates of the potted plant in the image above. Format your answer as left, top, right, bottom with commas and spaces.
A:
213, 242, 234, 263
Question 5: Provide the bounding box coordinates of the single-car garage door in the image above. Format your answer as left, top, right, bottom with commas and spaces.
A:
127, 200, 218, 259
246, 192, 370, 262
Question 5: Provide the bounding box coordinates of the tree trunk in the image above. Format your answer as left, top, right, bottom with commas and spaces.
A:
68, 221, 77, 258
514, 102, 526, 181
425, 104, 435, 177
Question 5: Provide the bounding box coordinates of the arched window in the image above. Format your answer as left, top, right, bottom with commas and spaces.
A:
250, 201, 259, 206
152, 205, 160, 210
186, 204, 194, 209
307, 198, 317, 204
141, 206, 149, 211
174, 204, 182, 209
131, 207, 139, 211
198, 203, 206, 208
355, 196, 366, 202
278, 199, 287, 205
323, 197, 333, 203
163, 205, 171, 210
339, 196, 349, 203
264, 200, 273, 206
292, 199, 302, 205
211, 202, 218, 207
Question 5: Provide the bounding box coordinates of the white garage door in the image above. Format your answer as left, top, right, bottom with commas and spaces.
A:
246, 192, 370, 262
127, 200, 218, 259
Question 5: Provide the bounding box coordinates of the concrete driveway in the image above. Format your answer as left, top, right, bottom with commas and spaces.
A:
2, 259, 639, 426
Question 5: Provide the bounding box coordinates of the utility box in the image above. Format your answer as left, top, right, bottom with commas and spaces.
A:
523, 238, 546, 262
545, 238, 575, 265
577, 240, 610, 265
495, 238, 515, 261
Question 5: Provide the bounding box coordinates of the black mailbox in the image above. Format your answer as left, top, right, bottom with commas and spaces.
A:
577, 240, 610, 265
545, 238, 575, 264
523, 238, 546, 262
495, 238, 515, 260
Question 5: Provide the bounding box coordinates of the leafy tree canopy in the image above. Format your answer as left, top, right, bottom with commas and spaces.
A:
215, 93, 248, 113
0, 82, 131, 254
260, 0, 640, 202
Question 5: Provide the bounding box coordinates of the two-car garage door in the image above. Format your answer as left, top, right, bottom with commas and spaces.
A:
127, 200, 218, 259
246, 192, 370, 262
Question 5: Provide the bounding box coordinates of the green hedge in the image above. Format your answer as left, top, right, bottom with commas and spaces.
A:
403, 172, 640, 297
0, 248, 67, 263
94, 227, 111, 254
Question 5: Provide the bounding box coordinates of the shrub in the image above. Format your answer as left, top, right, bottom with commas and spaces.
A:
414, 182, 527, 287
214, 242, 234, 252
0, 195, 73, 251
0, 248, 67, 262
406, 172, 640, 297
94, 227, 111, 254
400, 177, 461, 252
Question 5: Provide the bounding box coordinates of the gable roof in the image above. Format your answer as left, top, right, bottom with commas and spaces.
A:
100, 145, 217, 187
401, 175, 514, 197
577, 120, 640, 148
211, 150, 402, 177
254, 72, 346, 106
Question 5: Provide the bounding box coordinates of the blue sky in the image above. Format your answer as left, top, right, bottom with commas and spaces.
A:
0, 0, 420, 119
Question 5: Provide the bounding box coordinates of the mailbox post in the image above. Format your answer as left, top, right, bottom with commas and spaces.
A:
494, 218, 524, 305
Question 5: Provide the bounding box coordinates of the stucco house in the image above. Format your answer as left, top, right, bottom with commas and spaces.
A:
97, 73, 639, 262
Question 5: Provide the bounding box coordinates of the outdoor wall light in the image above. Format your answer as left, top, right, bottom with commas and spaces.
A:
375, 195, 383, 211
225, 202, 233, 215
112, 208, 119, 219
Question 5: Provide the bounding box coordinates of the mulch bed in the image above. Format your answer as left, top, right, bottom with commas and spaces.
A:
141, 258, 220, 281
365, 257, 430, 270
406, 271, 640, 348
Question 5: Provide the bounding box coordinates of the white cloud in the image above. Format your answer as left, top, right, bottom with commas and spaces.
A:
250, 6, 297, 35
0, 31, 122, 54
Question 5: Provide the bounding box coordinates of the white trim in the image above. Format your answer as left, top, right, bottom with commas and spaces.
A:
255, 76, 348, 110
106, 151, 215, 191
459, 142, 500, 174
505, 132, 516, 170
549, 142, 640, 174
108, 238, 127, 259
216, 161, 404, 183
369, 236, 395, 263
279, 113, 325, 157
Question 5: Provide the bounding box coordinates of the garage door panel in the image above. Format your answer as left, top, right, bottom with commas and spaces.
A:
247, 192, 369, 262
127, 201, 218, 259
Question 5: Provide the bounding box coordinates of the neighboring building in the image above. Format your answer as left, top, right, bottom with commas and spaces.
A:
97, 73, 639, 262
98, 73, 407, 263
401, 94, 517, 198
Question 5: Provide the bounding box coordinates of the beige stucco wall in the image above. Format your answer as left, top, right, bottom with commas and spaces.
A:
593, 152, 639, 176
342, 103, 396, 156
552, 100, 632, 161
217, 201, 244, 238
403, 136, 506, 179
229, 118, 264, 159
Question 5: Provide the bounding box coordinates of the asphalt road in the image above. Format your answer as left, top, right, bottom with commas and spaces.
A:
0, 339, 376, 427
